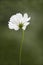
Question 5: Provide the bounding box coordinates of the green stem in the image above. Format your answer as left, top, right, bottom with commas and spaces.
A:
19, 30, 24, 65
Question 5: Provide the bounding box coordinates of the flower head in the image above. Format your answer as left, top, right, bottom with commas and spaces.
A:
8, 13, 31, 30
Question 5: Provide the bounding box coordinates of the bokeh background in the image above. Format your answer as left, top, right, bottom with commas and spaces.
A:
0, 0, 43, 65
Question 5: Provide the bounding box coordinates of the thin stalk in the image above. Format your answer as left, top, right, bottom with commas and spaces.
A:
19, 30, 24, 65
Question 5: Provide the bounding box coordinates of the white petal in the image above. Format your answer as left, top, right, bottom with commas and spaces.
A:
22, 26, 26, 30
24, 13, 28, 18
22, 22, 30, 30
24, 22, 30, 26
27, 17, 31, 21
16, 13, 22, 18
22, 13, 28, 23
22, 13, 31, 23
8, 22, 19, 30
10, 15, 16, 22
10, 15, 20, 25
13, 24, 19, 30
8, 22, 14, 29
16, 13, 22, 23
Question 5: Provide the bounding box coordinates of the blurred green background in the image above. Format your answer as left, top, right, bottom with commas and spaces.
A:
0, 0, 43, 65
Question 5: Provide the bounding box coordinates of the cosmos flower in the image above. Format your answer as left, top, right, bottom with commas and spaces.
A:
8, 13, 31, 30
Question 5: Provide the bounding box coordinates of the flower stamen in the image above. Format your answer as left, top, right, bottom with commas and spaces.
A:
19, 23, 23, 29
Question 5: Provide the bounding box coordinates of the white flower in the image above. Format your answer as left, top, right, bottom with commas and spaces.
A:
8, 13, 31, 31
